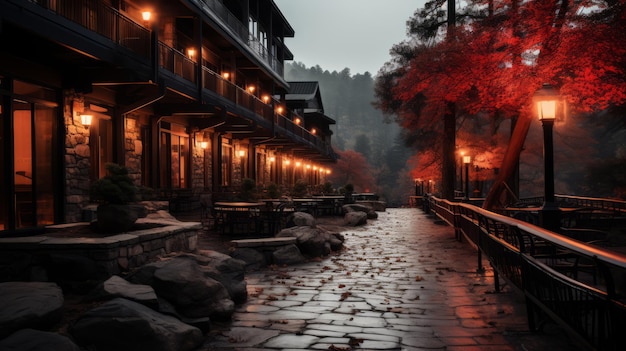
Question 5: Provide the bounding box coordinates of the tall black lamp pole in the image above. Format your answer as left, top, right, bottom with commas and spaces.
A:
463, 155, 471, 201
535, 84, 561, 232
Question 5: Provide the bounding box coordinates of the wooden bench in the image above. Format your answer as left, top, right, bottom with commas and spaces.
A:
230, 237, 296, 249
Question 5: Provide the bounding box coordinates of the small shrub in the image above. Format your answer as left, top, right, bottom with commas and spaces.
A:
292, 179, 308, 197
239, 178, 257, 201
267, 182, 281, 199
90, 163, 138, 204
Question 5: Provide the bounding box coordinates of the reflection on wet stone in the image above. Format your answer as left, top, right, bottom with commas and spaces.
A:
203, 208, 576, 350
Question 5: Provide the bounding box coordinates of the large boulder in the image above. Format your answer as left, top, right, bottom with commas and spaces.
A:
272, 244, 306, 265
126, 256, 235, 321
276, 226, 344, 257
0, 282, 64, 339
344, 211, 368, 226
85, 275, 158, 309
342, 203, 378, 219
70, 298, 203, 351
0, 329, 81, 351
230, 248, 266, 271
285, 211, 316, 227
184, 250, 247, 304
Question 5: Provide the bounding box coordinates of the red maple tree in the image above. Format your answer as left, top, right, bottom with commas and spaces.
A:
327, 149, 377, 193
375, 0, 626, 208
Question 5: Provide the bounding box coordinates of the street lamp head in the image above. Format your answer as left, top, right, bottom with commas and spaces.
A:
533, 83, 563, 122
462, 155, 471, 164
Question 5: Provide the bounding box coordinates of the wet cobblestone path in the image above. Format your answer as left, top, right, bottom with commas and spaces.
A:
200, 208, 577, 350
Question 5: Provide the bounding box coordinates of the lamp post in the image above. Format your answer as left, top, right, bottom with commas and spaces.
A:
463, 155, 471, 201
534, 84, 562, 232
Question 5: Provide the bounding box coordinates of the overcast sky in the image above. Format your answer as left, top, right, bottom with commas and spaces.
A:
275, 0, 427, 76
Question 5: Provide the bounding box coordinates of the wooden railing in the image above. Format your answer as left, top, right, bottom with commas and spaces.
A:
33, 0, 150, 58
426, 195, 626, 351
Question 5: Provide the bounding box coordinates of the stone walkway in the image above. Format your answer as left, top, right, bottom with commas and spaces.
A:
197, 208, 579, 351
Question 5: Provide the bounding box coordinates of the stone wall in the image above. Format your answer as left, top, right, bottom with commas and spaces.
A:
124, 114, 142, 186
0, 221, 201, 281
64, 93, 92, 223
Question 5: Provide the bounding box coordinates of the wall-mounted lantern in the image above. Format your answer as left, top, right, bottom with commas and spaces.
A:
80, 114, 93, 126
142, 11, 152, 22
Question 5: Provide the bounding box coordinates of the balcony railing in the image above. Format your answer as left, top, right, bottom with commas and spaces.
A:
159, 43, 196, 83
427, 195, 626, 351
27, 0, 326, 156
33, 0, 150, 58
193, 0, 283, 76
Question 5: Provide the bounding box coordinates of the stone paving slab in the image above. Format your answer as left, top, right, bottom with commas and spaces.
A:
199, 208, 580, 351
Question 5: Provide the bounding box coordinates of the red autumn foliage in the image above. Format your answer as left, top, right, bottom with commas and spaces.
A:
376, 0, 626, 208
327, 149, 376, 193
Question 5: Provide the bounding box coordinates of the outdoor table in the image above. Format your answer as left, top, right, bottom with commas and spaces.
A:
502, 206, 584, 227
213, 202, 263, 235
312, 195, 345, 216
291, 198, 323, 217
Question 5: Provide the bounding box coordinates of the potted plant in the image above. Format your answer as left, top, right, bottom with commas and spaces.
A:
292, 179, 308, 198
238, 178, 257, 202
267, 182, 281, 199
90, 163, 142, 233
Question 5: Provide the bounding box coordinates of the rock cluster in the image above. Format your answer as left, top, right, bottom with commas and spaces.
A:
0, 250, 245, 351
231, 212, 346, 269
0, 208, 379, 350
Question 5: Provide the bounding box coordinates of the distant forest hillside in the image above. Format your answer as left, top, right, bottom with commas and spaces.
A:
285, 62, 414, 206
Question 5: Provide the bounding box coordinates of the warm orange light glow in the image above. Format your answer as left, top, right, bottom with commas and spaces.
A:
537, 101, 556, 121
326, 170, 331, 174
238, 150, 245, 157
187, 48, 195, 58
200, 141, 208, 149
306, 164, 311, 169
222, 72, 230, 80
463, 155, 471, 164
295, 161, 301, 167
269, 156, 275, 162
533, 84, 562, 122
313, 166, 318, 170
311, 128, 317, 134
285, 160, 291, 166
294, 118, 301, 125
276, 106, 283, 114
142, 11, 152, 22
247, 86, 255, 93
80, 114, 93, 126
262, 95, 270, 103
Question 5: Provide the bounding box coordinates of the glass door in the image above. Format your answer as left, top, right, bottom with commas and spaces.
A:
0, 78, 58, 232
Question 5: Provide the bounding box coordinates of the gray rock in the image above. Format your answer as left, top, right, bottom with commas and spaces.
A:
329, 233, 345, 251
86, 275, 158, 308
230, 247, 267, 271
0, 282, 64, 339
0, 329, 81, 351
176, 251, 247, 304
286, 212, 316, 227
126, 257, 235, 321
344, 211, 368, 226
277, 226, 340, 257
70, 298, 203, 351
273, 244, 306, 265
343, 203, 378, 219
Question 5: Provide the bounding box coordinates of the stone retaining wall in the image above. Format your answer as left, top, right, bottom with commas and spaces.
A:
0, 220, 201, 281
